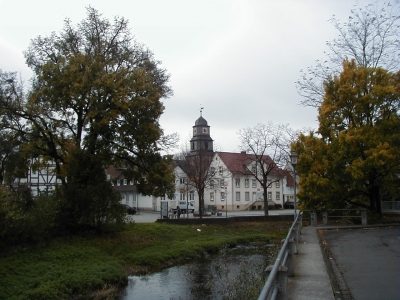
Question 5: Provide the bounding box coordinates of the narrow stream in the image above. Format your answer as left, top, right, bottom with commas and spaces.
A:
118, 243, 278, 300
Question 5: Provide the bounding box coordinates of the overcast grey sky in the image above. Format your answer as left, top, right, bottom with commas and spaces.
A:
0, 0, 375, 152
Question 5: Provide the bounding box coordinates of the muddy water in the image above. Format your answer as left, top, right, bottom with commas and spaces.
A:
118, 244, 277, 300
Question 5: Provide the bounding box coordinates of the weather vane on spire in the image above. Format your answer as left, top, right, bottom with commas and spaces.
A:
200, 105, 204, 116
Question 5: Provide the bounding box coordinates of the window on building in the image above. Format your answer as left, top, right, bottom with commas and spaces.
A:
245, 179, 249, 188
106, 174, 111, 180
245, 192, 250, 201
236, 192, 240, 201
221, 192, 225, 200
189, 191, 195, 200
219, 166, 223, 175
117, 180, 120, 186
180, 178, 186, 184
268, 191, 272, 200
191, 142, 194, 150
210, 179, 214, 188
180, 193, 186, 200
210, 192, 214, 201
220, 179, 224, 188
276, 181, 280, 188
252, 192, 256, 201
210, 167, 215, 175
235, 178, 240, 188
160, 195, 165, 200
124, 179, 127, 185
130, 180, 134, 185
252, 166, 256, 174
252, 179, 257, 188
276, 192, 280, 200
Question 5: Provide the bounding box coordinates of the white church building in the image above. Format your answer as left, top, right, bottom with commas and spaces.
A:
153, 115, 296, 212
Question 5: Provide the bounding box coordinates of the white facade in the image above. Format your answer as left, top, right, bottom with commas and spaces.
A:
154, 151, 290, 212
153, 115, 295, 212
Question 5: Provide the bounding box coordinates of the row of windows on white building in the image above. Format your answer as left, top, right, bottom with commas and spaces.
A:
161, 177, 282, 201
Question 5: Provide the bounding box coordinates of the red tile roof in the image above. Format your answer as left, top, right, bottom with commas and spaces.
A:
215, 151, 284, 177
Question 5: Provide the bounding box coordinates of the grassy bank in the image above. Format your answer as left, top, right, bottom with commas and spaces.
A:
0, 221, 291, 300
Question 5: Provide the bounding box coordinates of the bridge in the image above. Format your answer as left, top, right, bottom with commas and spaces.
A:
258, 211, 400, 300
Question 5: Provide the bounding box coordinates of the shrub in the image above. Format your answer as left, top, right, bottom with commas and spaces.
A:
0, 188, 60, 247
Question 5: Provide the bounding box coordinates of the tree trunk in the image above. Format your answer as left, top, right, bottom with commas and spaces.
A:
199, 190, 204, 219
369, 185, 382, 215
263, 188, 269, 216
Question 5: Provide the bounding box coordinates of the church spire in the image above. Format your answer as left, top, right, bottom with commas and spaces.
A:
190, 112, 214, 153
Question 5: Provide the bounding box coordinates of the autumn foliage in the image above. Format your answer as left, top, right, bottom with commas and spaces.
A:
294, 61, 400, 214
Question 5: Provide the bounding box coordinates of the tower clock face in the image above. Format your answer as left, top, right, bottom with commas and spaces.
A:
193, 128, 197, 134
203, 127, 208, 134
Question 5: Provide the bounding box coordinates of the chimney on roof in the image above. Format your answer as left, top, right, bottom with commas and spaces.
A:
241, 151, 246, 154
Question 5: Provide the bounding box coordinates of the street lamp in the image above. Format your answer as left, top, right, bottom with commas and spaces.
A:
290, 151, 298, 219
225, 185, 228, 218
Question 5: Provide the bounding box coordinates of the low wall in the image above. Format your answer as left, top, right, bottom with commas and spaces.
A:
156, 214, 294, 225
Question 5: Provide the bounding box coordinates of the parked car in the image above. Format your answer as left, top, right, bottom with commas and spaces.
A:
173, 200, 195, 214
119, 203, 137, 215
283, 201, 295, 209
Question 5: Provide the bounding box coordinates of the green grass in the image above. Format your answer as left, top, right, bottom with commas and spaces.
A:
0, 221, 290, 300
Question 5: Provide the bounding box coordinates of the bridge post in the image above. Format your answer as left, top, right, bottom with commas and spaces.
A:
311, 212, 317, 227
323, 211, 328, 225
361, 210, 367, 225
287, 238, 295, 277
265, 265, 288, 300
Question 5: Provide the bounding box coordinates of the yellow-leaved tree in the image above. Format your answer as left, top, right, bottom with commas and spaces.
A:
294, 60, 400, 214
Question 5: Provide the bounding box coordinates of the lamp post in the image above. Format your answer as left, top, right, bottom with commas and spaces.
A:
290, 151, 298, 219
225, 185, 228, 218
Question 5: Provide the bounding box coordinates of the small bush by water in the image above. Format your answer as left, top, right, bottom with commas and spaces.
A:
0, 221, 290, 299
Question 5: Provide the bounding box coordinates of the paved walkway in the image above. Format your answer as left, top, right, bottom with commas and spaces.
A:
321, 226, 400, 300
286, 226, 335, 300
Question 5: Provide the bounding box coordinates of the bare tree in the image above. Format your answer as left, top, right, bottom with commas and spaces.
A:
297, 1, 400, 107
177, 146, 216, 218
237, 123, 294, 216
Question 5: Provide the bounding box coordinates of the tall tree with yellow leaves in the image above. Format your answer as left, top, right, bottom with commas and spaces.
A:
294, 60, 400, 214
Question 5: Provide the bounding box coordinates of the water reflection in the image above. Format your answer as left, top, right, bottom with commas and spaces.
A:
118, 244, 277, 300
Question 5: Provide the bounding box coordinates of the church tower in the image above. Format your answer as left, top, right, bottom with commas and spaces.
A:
190, 114, 214, 153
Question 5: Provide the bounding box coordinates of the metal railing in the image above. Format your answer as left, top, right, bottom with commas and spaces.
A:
302, 209, 367, 226
382, 201, 400, 211
322, 209, 367, 225
258, 212, 302, 300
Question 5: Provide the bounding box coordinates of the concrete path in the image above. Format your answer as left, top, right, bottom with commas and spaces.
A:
286, 226, 335, 300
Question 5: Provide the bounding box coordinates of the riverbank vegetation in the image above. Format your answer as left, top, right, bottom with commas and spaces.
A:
0, 220, 291, 300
